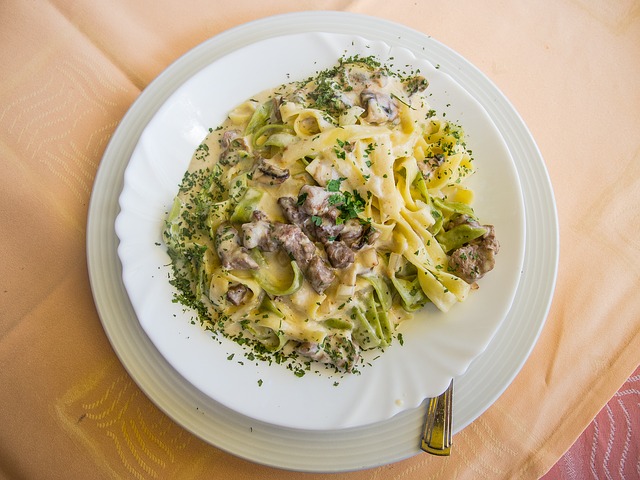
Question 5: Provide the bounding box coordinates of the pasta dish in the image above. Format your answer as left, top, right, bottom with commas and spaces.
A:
163, 55, 499, 375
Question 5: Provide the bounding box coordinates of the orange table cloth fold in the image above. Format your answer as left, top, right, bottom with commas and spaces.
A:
1, 1, 638, 479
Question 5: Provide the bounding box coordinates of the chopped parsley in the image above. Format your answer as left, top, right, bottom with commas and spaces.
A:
326, 177, 346, 192
341, 190, 366, 222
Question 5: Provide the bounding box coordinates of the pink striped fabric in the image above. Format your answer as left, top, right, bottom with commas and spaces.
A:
543, 366, 640, 479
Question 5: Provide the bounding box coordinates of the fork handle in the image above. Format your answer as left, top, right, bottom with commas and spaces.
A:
420, 379, 453, 456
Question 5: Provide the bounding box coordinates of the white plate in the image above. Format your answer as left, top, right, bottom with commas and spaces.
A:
114, 31, 525, 430
88, 11, 558, 471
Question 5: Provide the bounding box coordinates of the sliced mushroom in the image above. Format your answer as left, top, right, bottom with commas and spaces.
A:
270, 96, 283, 123
339, 219, 379, 250
226, 283, 250, 305
360, 89, 398, 124
253, 158, 290, 184
219, 130, 249, 166
417, 154, 445, 180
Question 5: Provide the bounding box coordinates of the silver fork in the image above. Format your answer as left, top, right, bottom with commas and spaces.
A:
420, 379, 453, 456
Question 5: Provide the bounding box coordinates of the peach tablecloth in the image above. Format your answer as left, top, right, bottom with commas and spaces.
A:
1, 1, 639, 479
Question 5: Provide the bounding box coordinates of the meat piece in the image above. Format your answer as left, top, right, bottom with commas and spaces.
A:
239, 210, 336, 293
271, 223, 335, 294
253, 158, 290, 184
279, 194, 342, 242
283, 188, 378, 252
478, 225, 499, 254
226, 283, 249, 305
305, 256, 335, 294
325, 241, 355, 268
297, 335, 359, 372
449, 225, 499, 283
313, 213, 344, 243
241, 211, 279, 252
271, 223, 317, 268
214, 223, 258, 270
278, 196, 309, 226
360, 89, 398, 124
297, 341, 323, 359
298, 185, 338, 216
339, 219, 364, 246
